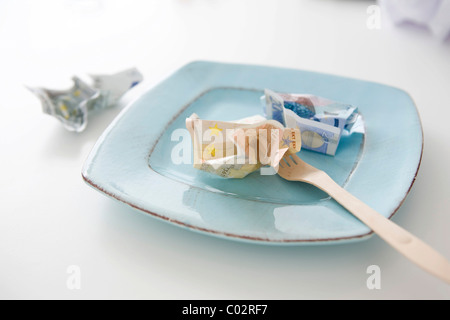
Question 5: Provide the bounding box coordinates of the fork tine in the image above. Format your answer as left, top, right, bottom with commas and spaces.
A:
291, 153, 302, 163
284, 155, 295, 166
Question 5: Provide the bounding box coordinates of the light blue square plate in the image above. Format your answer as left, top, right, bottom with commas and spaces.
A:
82, 61, 423, 245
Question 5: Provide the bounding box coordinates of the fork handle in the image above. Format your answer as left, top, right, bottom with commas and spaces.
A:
309, 173, 450, 284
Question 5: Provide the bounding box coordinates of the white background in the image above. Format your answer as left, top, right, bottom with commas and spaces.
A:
1, 0, 450, 299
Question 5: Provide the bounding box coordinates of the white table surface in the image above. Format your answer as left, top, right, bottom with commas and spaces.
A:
1, 0, 450, 300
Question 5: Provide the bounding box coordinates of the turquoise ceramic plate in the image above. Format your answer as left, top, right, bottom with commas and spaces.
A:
82, 61, 422, 245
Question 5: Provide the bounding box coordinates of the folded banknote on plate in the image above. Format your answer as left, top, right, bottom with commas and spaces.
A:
264, 89, 363, 156
186, 113, 301, 178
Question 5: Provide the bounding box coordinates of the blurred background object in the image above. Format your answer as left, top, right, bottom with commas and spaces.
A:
379, 0, 450, 41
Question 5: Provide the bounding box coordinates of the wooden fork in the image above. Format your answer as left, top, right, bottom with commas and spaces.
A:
277, 153, 450, 284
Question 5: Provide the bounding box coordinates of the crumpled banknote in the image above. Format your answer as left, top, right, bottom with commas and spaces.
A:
186, 113, 301, 178
264, 89, 363, 156
28, 68, 143, 132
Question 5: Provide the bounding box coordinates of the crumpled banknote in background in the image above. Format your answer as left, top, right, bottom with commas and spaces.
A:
264, 89, 363, 156
28, 68, 143, 132
186, 113, 301, 178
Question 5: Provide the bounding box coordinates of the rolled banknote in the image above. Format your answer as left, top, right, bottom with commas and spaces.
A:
28, 68, 143, 132
264, 89, 362, 156
186, 113, 301, 178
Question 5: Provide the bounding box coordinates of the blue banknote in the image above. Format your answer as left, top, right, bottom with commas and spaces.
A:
264, 89, 355, 155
